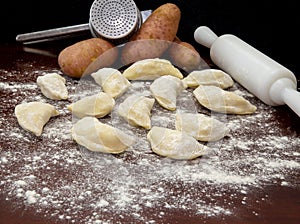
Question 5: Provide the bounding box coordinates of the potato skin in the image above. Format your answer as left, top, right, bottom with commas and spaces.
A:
169, 39, 202, 72
58, 38, 116, 78
121, 3, 181, 65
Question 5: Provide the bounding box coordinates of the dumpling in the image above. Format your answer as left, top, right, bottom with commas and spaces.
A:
183, 69, 234, 89
91, 67, 131, 98
36, 72, 68, 100
14, 101, 59, 136
193, 85, 257, 114
147, 126, 208, 160
150, 75, 186, 111
175, 112, 229, 142
118, 94, 155, 129
71, 116, 135, 154
67, 92, 115, 118
122, 58, 183, 80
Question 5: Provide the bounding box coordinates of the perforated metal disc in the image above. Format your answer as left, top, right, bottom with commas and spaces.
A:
89, 0, 141, 43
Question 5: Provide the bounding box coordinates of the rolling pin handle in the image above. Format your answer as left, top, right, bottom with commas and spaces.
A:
194, 26, 218, 48
270, 78, 300, 117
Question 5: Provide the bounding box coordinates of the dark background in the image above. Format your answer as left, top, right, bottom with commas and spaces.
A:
1, 0, 299, 75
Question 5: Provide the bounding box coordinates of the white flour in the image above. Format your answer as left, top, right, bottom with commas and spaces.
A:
0, 69, 300, 224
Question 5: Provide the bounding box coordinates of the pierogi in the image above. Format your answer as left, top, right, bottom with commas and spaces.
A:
15, 101, 59, 136
183, 69, 234, 89
175, 112, 229, 142
147, 126, 208, 160
118, 94, 155, 130
71, 117, 135, 154
67, 92, 115, 118
122, 58, 183, 80
36, 73, 68, 100
150, 75, 186, 111
91, 68, 131, 98
193, 85, 257, 114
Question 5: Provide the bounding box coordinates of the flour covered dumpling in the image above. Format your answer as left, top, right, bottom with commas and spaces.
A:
147, 126, 208, 160
122, 58, 183, 80
72, 117, 135, 154
193, 85, 257, 114
183, 69, 234, 89
175, 112, 229, 142
91, 68, 131, 98
118, 94, 155, 129
150, 75, 186, 111
36, 72, 68, 100
67, 92, 115, 118
15, 101, 59, 136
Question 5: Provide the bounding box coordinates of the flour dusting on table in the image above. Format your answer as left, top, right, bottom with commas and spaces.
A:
0, 68, 300, 224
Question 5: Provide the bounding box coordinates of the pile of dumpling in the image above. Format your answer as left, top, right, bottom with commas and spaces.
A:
15, 58, 257, 160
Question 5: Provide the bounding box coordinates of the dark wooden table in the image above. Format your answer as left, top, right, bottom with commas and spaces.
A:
0, 37, 300, 224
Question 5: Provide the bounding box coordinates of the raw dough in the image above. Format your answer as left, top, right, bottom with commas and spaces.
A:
71, 117, 135, 154
175, 112, 229, 141
118, 94, 155, 129
150, 75, 186, 111
14, 101, 59, 136
147, 126, 208, 160
122, 58, 183, 80
36, 72, 68, 100
193, 85, 257, 114
183, 69, 234, 89
91, 68, 131, 98
67, 92, 115, 118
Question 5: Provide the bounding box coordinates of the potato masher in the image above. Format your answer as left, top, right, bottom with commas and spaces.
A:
16, 0, 151, 44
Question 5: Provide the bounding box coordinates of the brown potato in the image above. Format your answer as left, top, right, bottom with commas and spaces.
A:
121, 3, 181, 65
58, 38, 117, 78
168, 39, 202, 72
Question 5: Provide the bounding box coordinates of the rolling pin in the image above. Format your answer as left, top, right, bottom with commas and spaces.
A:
194, 26, 300, 117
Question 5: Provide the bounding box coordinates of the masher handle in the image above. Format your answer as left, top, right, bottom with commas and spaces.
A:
16, 24, 91, 44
